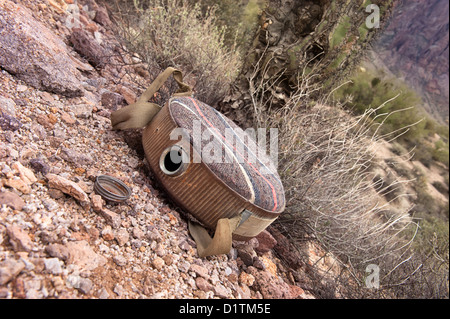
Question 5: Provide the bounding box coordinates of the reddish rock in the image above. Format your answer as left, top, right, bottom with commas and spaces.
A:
0, 191, 25, 211
6, 225, 33, 252
46, 173, 90, 209
270, 227, 303, 269
45, 243, 70, 261
91, 194, 103, 212
61, 112, 76, 125
116, 85, 137, 104
237, 284, 252, 299
247, 266, 291, 299
214, 284, 230, 298
11, 161, 37, 185
195, 277, 213, 292
189, 264, 210, 279
289, 285, 305, 299
2, 177, 31, 194
98, 208, 121, 229
152, 257, 165, 270
12, 276, 26, 298
65, 240, 107, 271
162, 255, 173, 266
94, 6, 112, 26
101, 91, 125, 111
0, 259, 25, 285
236, 244, 256, 266
238, 272, 255, 287
70, 27, 106, 67
101, 226, 115, 241
255, 230, 277, 253
36, 114, 55, 130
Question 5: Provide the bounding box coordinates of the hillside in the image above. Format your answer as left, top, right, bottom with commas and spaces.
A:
0, 0, 334, 299
1, 0, 448, 300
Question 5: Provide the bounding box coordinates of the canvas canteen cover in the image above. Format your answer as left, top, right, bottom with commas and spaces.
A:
111, 67, 285, 257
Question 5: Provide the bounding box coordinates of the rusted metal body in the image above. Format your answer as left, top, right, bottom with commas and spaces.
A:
142, 100, 282, 241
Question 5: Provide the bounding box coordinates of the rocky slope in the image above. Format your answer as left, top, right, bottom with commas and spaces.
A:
374, 0, 449, 122
0, 0, 342, 299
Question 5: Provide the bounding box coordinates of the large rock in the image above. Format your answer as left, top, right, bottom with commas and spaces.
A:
270, 227, 303, 269
236, 244, 257, 267
0, 1, 84, 97
46, 241, 106, 272
255, 230, 277, 253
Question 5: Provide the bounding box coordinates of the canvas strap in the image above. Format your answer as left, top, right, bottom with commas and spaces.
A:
111, 67, 192, 130
188, 215, 242, 258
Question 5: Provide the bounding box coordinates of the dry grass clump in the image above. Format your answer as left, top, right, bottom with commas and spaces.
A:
246, 58, 431, 296
275, 101, 413, 267
113, 0, 242, 105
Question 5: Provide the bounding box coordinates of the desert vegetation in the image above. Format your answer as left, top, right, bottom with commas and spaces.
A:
333, 67, 449, 168
247, 56, 448, 298
111, 0, 448, 298
113, 0, 242, 105
332, 69, 449, 297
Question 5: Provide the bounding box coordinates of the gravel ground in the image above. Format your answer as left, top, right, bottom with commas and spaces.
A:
0, 0, 320, 299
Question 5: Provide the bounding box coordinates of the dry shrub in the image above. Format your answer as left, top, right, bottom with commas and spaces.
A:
275, 102, 413, 264
247, 58, 430, 296
275, 105, 422, 297
112, 0, 242, 105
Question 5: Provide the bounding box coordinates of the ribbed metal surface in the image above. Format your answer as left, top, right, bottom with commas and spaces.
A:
94, 175, 131, 203
142, 103, 279, 236
142, 104, 246, 229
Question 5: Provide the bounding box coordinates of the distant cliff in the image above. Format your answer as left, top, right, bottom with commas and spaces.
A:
374, 0, 449, 122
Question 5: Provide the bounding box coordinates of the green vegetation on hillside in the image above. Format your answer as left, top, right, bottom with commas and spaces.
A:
116, 0, 242, 105
330, 15, 351, 49
189, 0, 264, 53
333, 66, 449, 298
333, 67, 449, 168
